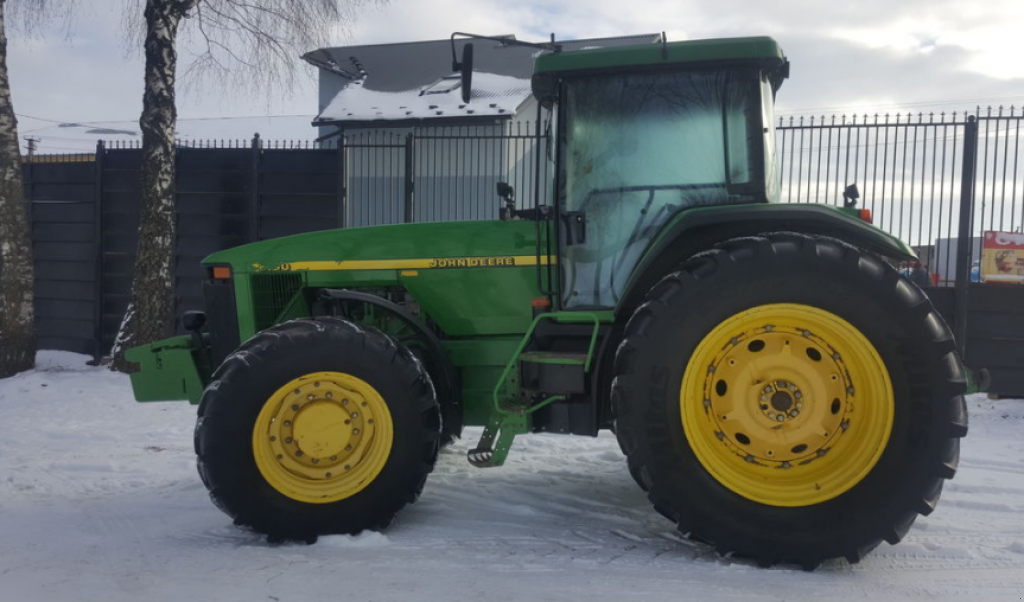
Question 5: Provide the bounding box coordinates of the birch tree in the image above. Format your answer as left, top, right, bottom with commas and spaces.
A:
0, 0, 75, 378
0, 0, 32, 378
110, 0, 383, 371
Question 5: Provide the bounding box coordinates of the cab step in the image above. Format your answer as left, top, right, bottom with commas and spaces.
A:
468, 312, 603, 468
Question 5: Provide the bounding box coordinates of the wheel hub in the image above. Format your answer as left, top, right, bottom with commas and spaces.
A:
681, 304, 894, 506
252, 372, 393, 504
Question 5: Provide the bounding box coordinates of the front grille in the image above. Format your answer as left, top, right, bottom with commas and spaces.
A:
251, 272, 304, 331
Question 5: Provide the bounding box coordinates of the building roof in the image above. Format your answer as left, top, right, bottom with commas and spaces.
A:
535, 36, 786, 75
305, 33, 661, 126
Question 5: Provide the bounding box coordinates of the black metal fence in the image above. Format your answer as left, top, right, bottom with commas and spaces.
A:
776, 107, 1024, 285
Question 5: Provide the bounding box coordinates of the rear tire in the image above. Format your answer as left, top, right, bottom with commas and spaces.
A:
612, 233, 968, 568
195, 317, 441, 541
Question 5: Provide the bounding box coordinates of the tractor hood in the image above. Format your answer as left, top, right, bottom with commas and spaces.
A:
202, 220, 539, 275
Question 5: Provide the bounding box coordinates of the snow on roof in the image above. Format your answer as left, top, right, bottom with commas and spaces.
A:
307, 33, 662, 126
314, 72, 532, 125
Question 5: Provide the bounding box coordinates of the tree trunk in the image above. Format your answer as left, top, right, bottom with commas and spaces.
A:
109, 0, 184, 371
0, 0, 35, 378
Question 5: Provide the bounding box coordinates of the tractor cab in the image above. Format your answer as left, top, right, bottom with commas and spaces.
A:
531, 38, 788, 307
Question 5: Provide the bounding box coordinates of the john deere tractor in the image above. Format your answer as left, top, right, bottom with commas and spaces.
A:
126, 35, 967, 569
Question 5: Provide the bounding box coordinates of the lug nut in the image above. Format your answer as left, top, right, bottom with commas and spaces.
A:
312, 458, 319, 464
296, 451, 304, 457
325, 472, 332, 478
345, 445, 352, 451
284, 420, 291, 427
285, 437, 293, 443
270, 436, 277, 442
291, 404, 300, 411
344, 464, 351, 471
351, 412, 359, 418
326, 392, 333, 399
307, 394, 315, 400
352, 429, 360, 435
330, 455, 337, 461
776, 415, 785, 422
342, 399, 350, 405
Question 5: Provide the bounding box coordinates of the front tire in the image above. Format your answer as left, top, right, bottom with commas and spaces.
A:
612, 234, 968, 568
195, 317, 441, 540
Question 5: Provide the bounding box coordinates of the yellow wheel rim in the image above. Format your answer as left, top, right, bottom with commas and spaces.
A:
680, 303, 894, 507
252, 371, 393, 504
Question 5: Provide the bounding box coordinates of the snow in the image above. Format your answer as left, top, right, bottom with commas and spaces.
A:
316, 72, 532, 124
1, 350, 1023, 601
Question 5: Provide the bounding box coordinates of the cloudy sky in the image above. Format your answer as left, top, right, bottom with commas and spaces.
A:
10, 0, 1024, 151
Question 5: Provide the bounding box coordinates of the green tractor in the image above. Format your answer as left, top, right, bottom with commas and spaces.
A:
127, 35, 967, 569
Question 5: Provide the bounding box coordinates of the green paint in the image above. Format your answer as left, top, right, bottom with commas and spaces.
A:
125, 335, 209, 404
535, 36, 785, 75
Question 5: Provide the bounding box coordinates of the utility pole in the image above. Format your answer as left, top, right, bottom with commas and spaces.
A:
24, 135, 37, 156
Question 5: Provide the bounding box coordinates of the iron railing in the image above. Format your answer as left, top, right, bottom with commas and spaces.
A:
776, 107, 1024, 285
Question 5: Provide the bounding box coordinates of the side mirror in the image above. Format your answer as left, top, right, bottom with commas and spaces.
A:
843, 183, 860, 208
182, 310, 207, 332
496, 181, 514, 201
459, 43, 474, 104
497, 181, 515, 220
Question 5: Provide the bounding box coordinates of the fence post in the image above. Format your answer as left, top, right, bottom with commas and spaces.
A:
404, 132, 415, 223
336, 134, 347, 228
249, 133, 261, 242
953, 115, 978, 359
91, 141, 105, 363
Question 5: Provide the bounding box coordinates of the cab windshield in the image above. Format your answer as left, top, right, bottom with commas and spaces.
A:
558, 68, 764, 307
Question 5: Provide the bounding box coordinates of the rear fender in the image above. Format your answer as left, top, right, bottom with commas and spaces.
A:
617, 203, 916, 315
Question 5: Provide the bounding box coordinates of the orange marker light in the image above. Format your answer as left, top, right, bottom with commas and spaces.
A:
212, 266, 232, 280
531, 297, 552, 308
858, 209, 873, 224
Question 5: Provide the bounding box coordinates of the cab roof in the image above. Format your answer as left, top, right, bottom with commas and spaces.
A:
534, 36, 786, 75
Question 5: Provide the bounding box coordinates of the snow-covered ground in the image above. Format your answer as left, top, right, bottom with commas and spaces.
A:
2, 351, 1023, 602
